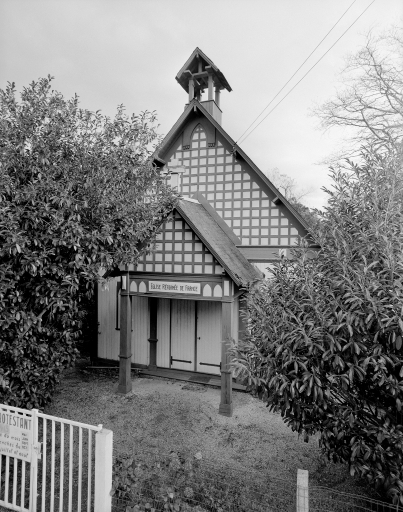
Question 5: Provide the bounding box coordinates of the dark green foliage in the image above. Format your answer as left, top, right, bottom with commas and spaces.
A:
0, 77, 177, 409
112, 452, 274, 511
232, 146, 403, 503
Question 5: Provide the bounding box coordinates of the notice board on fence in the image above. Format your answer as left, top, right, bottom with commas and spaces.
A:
0, 411, 33, 462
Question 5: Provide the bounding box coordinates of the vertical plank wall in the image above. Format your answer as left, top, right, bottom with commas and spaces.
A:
196, 301, 222, 375
131, 296, 149, 366
232, 297, 239, 344
170, 300, 196, 371
157, 299, 171, 368
97, 278, 120, 361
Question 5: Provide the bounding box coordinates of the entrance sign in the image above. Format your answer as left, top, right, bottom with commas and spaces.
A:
0, 410, 33, 462
0, 402, 111, 512
149, 281, 200, 295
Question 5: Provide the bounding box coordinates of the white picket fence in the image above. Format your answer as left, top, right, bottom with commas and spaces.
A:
0, 403, 113, 512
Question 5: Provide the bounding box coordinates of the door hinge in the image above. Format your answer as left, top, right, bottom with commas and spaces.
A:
171, 356, 192, 364
199, 362, 221, 369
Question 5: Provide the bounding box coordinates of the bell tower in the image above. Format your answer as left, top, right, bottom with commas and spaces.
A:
175, 48, 232, 125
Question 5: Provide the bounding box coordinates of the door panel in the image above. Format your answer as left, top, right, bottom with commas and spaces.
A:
157, 299, 170, 368
196, 301, 222, 375
170, 300, 195, 371
131, 296, 149, 366
97, 278, 120, 361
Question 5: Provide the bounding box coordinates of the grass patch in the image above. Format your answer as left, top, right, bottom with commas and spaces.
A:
39, 362, 384, 511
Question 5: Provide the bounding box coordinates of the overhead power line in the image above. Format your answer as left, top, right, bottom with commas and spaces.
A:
236, 0, 376, 147
236, 0, 357, 145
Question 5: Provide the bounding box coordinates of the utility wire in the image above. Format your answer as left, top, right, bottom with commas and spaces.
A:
236, 0, 375, 147
236, 0, 357, 145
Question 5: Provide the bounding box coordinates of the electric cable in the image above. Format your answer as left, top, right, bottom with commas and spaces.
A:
236, 0, 376, 147
236, 0, 358, 145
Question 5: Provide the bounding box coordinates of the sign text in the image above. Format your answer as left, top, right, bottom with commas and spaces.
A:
0, 411, 33, 462
149, 281, 201, 295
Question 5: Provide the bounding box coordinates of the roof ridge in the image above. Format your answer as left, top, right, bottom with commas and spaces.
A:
176, 200, 263, 286
179, 196, 199, 204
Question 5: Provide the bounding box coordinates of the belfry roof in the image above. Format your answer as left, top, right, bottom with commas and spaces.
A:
177, 198, 262, 286
176, 47, 232, 94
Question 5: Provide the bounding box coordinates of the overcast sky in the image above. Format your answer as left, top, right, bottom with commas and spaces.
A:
1, 0, 402, 209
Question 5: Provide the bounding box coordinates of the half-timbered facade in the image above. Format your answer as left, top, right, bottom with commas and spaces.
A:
97, 48, 315, 415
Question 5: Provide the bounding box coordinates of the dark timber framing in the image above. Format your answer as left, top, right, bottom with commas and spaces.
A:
117, 271, 132, 395
219, 301, 233, 416
102, 47, 319, 416
148, 297, 158, 371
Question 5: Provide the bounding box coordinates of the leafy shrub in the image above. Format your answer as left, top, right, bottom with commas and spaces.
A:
111, 452, 269, 512
232, 146, 403, 504
0, 77, 177, 408
112, 453, 205, 512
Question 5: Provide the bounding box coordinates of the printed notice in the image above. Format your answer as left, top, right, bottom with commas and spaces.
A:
0, 411, 33, 462
149, 281, 201, 295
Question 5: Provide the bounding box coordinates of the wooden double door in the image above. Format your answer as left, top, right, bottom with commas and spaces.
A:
131, 298, 222, 375
169, 299, 222, 375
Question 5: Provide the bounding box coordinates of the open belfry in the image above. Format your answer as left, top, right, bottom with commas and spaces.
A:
97, 48, 314, 415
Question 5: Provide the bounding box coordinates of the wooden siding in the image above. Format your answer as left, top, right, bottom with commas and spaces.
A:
131, 296, 149, 366
170, 299, 195, 371
232, 298, 239, 344
167, 124, 303, 247
157, 298, 170, 368
136, 210, 224, 275
97, 279, 120, 361
196, 301, 222, 375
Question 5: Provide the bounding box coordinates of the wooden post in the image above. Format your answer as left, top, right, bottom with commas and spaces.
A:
188, 78, 195, 102
219, 301, 233, 417
214, 86, 220, 107
208, 74, 214, 101
94, 429, 113, 512
148, 297, 158, 370
296, 469, 309, 512
117, 272, 132, 394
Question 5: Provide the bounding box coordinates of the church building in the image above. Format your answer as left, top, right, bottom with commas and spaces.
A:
96, 48, 314, 416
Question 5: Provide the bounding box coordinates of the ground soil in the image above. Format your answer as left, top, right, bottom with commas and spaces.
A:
42, 360, 379, 504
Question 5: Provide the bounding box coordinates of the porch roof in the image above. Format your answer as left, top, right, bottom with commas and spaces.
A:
177, 198, 263, 287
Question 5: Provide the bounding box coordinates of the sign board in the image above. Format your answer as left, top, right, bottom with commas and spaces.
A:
149, 281, 201, 295
0, 411, 33, 462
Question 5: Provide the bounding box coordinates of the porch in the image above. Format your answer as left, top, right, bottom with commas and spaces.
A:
139, 367, 247, 391
90, 361, 247, 392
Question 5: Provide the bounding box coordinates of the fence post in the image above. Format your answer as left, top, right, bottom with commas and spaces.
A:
29, 408, 39, 512
95, 428, 113, 512
296, 469, 309, 512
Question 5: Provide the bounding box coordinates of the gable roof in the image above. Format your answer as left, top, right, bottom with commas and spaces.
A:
154, 99, 317, 240
177, 198, 262, 286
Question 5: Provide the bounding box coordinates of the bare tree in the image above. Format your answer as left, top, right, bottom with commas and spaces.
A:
267, 168, 320, 230
313, 27, 403, 156
267, 168, 313, 203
